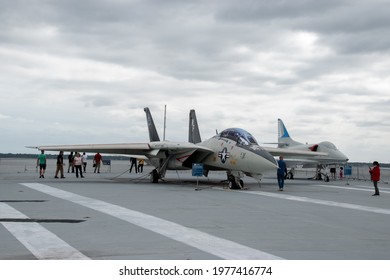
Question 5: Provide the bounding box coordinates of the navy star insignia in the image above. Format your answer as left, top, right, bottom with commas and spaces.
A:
218, 147, 230, 164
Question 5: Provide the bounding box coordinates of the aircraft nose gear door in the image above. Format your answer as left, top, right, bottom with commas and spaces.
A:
227, 171, 244, 189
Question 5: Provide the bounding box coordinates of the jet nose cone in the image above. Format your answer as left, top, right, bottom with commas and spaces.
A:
257, 149, 278, 168
340, 152, 349, 162
333, 149, 349, 163
246, 145, 278, 173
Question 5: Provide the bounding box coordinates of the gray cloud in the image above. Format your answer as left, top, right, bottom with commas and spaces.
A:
0, 0, 389, 162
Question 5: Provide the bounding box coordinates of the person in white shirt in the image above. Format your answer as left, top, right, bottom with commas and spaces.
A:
73, 152, 84, 178
82, 152, 88, 172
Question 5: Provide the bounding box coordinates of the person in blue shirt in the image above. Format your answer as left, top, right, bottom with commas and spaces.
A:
277, 156, 287, 191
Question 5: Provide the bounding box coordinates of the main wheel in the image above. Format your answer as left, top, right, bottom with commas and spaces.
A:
229, 179, 241, 189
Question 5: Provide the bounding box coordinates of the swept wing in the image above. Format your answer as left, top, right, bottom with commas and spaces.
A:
37, 142, 213, 159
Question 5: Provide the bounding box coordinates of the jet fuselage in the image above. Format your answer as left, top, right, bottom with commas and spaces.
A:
281, 141, 349, 167
157, 128, 278, 179
200, 136, 278, 174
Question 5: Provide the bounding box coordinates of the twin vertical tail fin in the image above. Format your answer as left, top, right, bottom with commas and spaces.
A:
144, 107, 160, 142
278, 118, 301, 148
144, 107, 201, 143
188, 109, 202, 144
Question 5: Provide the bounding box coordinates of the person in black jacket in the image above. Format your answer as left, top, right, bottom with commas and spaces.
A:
55, 151, 65, 179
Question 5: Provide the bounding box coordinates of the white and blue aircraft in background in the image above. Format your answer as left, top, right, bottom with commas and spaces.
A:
265, 118, 349, 180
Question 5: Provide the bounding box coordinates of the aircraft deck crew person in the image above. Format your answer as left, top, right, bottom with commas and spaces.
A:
93, 153, 102, 173
137, 158, 144, 173
73, 152, 84, 178
277, 156, 287, 191
54, 151, 65, 179
37, 150, 47, 178
369, 161, 381, 196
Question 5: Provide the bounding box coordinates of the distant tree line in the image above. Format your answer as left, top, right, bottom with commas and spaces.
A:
0, 153, 130, 160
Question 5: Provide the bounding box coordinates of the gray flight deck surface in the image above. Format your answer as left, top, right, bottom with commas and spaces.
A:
1, 159, 390, 260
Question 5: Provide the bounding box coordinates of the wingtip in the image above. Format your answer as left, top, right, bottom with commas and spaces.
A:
25, 146, 39, 150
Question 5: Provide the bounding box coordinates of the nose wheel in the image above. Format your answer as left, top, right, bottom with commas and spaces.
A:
228, 179, 244, 189
227, 172, 244, 189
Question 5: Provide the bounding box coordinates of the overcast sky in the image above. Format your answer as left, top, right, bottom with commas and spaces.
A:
1, 0, 389, 163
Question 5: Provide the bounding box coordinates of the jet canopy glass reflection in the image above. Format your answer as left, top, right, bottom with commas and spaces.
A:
217, 128, 259, 146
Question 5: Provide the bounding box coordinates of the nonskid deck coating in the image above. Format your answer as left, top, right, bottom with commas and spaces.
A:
1, 158, 390, 260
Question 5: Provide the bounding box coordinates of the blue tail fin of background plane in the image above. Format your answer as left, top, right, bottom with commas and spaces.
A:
278, 118, 290, 139
278, 118, 301, 148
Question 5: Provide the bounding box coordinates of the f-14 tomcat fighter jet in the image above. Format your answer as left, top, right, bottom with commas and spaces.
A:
34, 108, 323, 189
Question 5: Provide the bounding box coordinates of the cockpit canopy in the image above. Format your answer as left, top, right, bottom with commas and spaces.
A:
217, 128, 259, 146
319, 141, 337, 150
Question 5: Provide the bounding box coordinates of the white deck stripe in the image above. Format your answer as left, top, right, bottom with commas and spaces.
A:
315, 184, 390, 194
0, 203, 89, 260
20, 183, 283, 260
222, 189, 390, 215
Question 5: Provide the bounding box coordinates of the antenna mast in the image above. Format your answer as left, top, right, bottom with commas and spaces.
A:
163, 105, 167, 141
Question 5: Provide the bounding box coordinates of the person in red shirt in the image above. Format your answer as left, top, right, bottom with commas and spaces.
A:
93, 153, 102, 173
369, 161, 381, 196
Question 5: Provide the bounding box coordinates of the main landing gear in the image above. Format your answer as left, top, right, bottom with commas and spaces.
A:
150, 169, 159, 183
227, 171, 244, 189
149, 154, 173, 183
